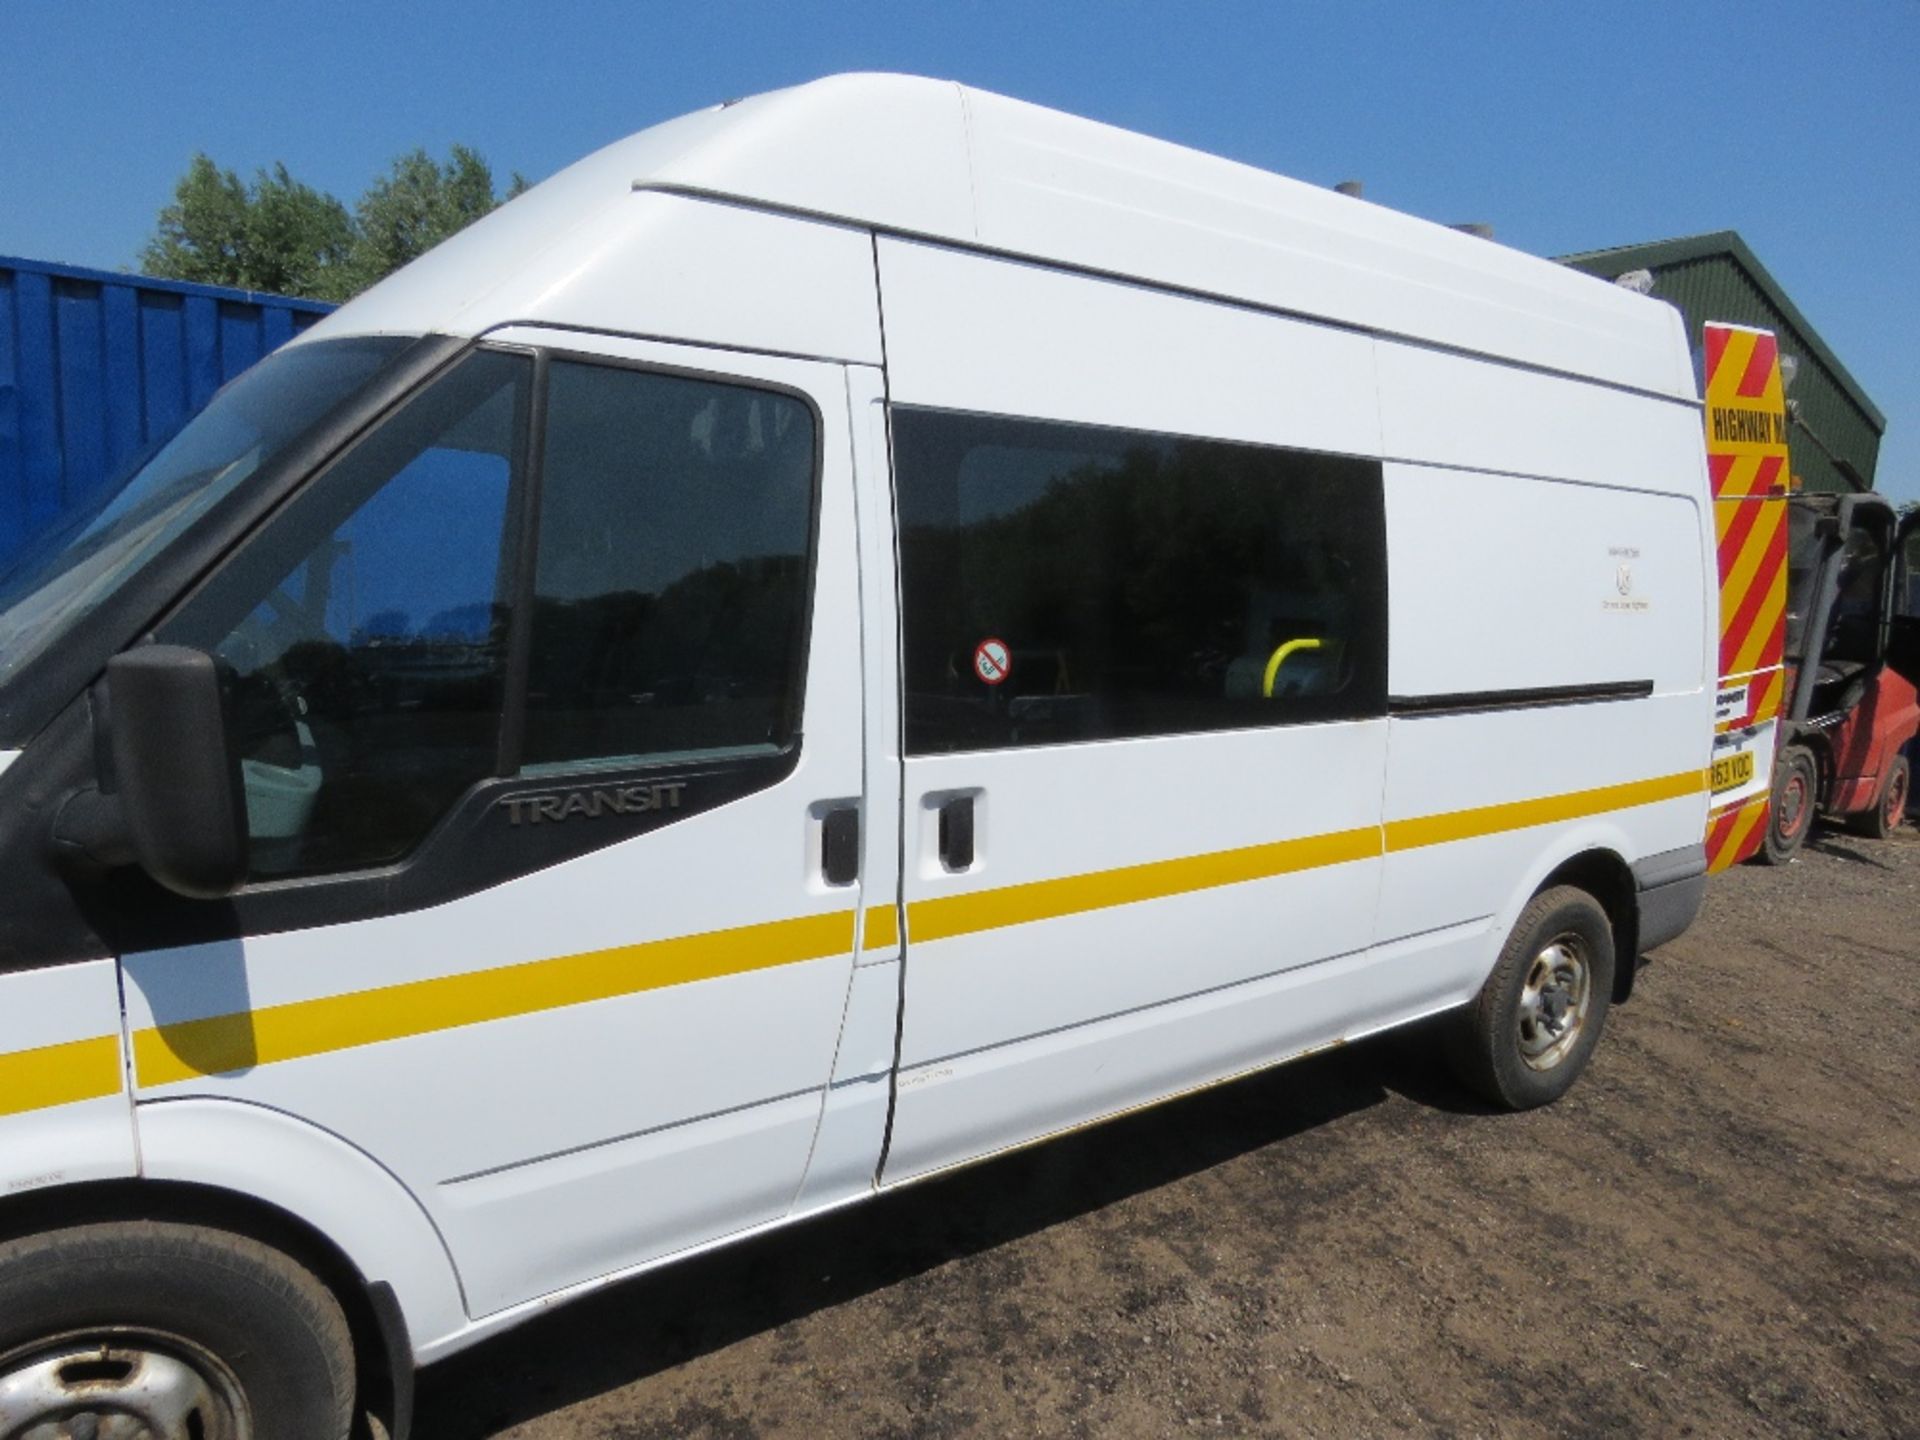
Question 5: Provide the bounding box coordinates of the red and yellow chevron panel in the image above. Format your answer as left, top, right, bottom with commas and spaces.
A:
1713, 494, 1787, 683
1702, 324, 1789, 868
1706, 791, 1770, 872
1705, 323, 1790, 692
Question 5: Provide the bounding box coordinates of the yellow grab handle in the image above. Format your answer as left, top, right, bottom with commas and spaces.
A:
1262, 637, 1324, 698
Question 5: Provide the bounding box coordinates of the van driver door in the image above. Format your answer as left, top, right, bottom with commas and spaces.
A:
120, 330, 871, 1320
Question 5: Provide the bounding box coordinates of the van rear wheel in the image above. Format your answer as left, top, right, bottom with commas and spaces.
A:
0, 1220, 355, 1440
1448, 885, 1615, 1111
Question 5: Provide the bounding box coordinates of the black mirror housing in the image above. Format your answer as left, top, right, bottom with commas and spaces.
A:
106, 645, 248, 899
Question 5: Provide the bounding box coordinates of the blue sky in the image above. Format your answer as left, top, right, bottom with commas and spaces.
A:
3, 1, 1915, 501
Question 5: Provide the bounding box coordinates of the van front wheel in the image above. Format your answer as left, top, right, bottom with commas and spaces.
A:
1448, 885, 1616, 1111
0, 1220, 356, 1440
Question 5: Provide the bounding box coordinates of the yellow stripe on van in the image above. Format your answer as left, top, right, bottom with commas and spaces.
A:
120, 770, 1704, 1091
134, 909, 856, 1087
1383, 771, 1704, 854
0, 1034, 122, 1117
864, 904, 900, 952
908, 826, 1382, 945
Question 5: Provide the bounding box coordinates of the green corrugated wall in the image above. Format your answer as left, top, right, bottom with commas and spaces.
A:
1562, 240, 1881, 495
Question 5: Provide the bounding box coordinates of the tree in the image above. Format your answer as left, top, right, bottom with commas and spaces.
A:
142, 155, 355, 299
342, 146, 528, 294
142, 146, 527, 303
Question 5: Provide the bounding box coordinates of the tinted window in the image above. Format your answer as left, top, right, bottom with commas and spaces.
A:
521, 361, 816, 772
165, 351, 526, 878
893, 409, 1385, 754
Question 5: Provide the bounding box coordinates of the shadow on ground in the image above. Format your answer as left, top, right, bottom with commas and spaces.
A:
414, 1030, 1461, 1437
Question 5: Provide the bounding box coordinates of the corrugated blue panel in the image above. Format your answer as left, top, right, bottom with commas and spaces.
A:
218, 300, 262, 376
0, 272, 20, 554
0, 254, 335, 568
12, 269, 60, 534
182, 294, 221, 415
54, 278, 107, 513
101, 285, 143, 469
262, 305, 294, 351
140, 292, 187, 441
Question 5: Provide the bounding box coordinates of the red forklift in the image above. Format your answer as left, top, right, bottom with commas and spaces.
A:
1759, 492, 1920, 861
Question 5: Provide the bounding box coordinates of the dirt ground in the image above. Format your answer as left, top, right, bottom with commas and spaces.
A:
415, 824, 1920, 1440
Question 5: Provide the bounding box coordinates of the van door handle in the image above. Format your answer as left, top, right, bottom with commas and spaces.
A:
821, 807, 860, 887
938, 796, 974, 871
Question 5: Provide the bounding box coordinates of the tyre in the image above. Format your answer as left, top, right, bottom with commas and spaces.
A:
0, 1220, 355, 1440
1448, 885, 1615, 1111
1758, 744, 1818, 865
1851, 753, 1910, 840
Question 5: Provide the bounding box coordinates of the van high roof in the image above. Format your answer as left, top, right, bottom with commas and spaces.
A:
312, 73, 1695, 402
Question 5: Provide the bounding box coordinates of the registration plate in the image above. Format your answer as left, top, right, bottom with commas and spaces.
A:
1710, 750, 1756, 794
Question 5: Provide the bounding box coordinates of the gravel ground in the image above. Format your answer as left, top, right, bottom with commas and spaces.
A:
415, 824, 1920, 1439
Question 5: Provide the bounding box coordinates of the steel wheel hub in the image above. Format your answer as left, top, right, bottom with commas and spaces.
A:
1779, 771, 1810, 837
0, 1335, 247, 1440
1516, 936, 1591, 1071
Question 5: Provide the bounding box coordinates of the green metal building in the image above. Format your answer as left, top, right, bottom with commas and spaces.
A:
1560, 232, 1884, 494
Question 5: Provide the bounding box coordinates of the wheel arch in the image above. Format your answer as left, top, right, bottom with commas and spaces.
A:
1538, 848, 1639, 1003
1486, 825, 1643, 1005
0, 1172, 419, 1439
0, 1097, 469, 1439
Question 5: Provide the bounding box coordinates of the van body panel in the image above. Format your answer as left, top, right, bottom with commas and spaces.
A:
873, 236, 1383, 455
136, 1098, 470, 1353
0, 751, 18, 780
1377, 699, 1709, 947
1376, 341, 1705, 493
294, 100, 774, 343
894, 724, 1388, 1068
1382, 465, 1708, 700
956, 82, 1689, 400
845, 374, 906, 975
0, 959, 134, 1192
314, 195, 883, 366
301, 76, 1687, 402
883, 922, 1479, 1186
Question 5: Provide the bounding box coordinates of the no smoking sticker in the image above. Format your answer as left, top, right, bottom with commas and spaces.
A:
973, 637, 1011, 686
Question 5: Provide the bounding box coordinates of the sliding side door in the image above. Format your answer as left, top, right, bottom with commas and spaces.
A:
874, 239, 1392, 1183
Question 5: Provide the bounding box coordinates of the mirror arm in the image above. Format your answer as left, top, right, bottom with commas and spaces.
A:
48, 785, 137, 872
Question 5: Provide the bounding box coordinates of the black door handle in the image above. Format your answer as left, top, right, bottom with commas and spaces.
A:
938, 796, 974, 871
822, 807, 860, 887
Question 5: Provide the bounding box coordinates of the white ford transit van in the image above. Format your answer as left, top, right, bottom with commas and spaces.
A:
0, 76, 1711, 1437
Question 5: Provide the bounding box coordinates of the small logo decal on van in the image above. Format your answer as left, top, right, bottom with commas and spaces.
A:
503, 781, 688, 826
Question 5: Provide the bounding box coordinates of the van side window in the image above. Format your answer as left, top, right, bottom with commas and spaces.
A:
167, 351, 527, 879
520, 362, 816, 772
892, 408, 1386, 755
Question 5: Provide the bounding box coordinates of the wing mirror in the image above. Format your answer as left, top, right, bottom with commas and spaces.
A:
104, 645, 248, 899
